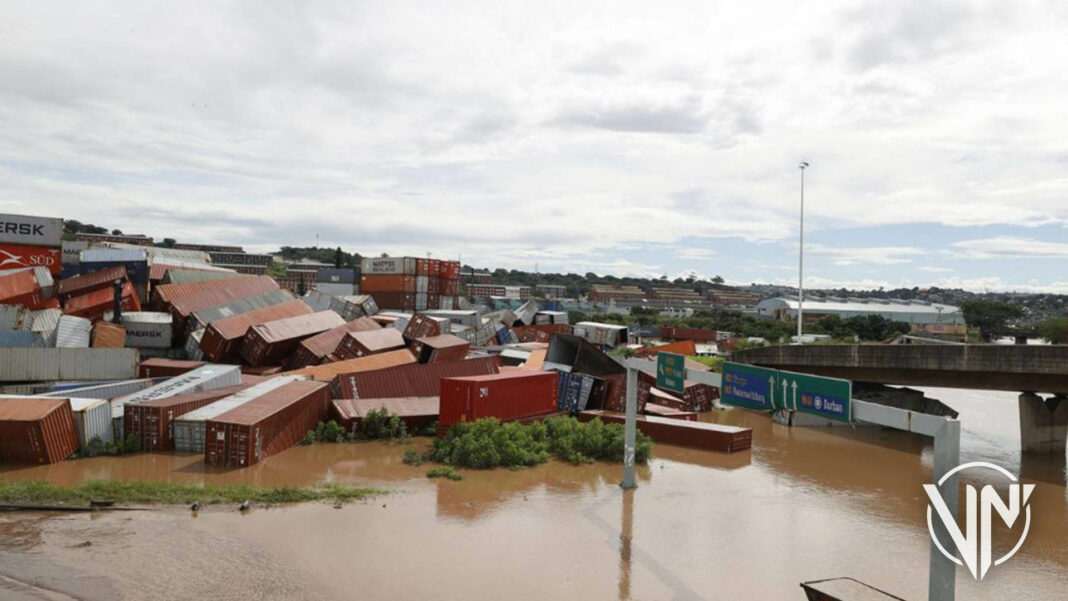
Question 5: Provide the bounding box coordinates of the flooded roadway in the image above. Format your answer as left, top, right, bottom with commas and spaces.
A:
1, 387, 1066, 600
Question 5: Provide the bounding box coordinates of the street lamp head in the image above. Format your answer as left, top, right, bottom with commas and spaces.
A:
799, 161, 809, 170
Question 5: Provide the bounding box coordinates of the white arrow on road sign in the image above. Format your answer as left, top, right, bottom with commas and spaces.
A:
791, 380, 798, 411
768, 375, 775, 408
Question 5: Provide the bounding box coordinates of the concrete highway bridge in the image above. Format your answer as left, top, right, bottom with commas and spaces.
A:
732, 344, 1068, 454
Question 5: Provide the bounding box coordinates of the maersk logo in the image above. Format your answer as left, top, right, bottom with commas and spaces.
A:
0, 222, 45, 236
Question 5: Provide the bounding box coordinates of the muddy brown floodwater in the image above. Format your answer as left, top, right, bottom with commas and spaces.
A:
1, 387, 1066, 600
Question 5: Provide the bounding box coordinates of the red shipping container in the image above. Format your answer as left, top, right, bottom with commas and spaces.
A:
360, 274, 416, 292
169, 275, 280, 331
369, 291, 416, 311
57, 265, 127, 300
153, 276, 251, 311
331, 396, 438, 433
138, 358, 207, 378
411, 334, 470, 364
512, 323, 572, 343
438, 260, 460, 280
240, 310, 346, 366
0, 398, 79, 464
204, 380, 330, 467
124, 384, 251, 451
416, 258, 442, 276
438, 371, 558, 432
200, 299, 312, 363
92, 321, 126, 348
282, 348, 417, 383
427, 293, 440, 310
441, 279, 458, 296
0, 269, 47, 309
64, 281, 141, 320
332, 355, 500, 399
657, 326, 720, 342
402, 313, 444, 341
0, 243, 62, 275
335, 327, 406, 360
288, 316, 381, 369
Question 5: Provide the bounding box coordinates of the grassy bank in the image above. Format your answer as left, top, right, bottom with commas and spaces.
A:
0, 479, 382, 506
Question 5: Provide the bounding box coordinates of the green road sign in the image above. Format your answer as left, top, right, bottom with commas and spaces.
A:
721, 362, 780, 411
778, 369, 852, 422
656, 352, 686, 394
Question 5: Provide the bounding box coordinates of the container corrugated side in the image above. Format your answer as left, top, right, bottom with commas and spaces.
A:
69, 397, 114, 449
55, 315, 91, 348
333, 356, 500, 399
279, 348, 416, 383
120, 311, 173, 348
0, 330, 45, 347
240, 310, 345, 367
138, 358, 206, 379
288, 317, 381, 369
125, 383, 252, 451
187, 289, 294, 333
37, 378, 156, 400
438, 371, 558, 432
0, 397, 79, 464
0, 304, 32, 331
172, 376, 306, 453
29, 308, 62, 344
108, 364, 242, 440
0, 348, 138, 382
199, 299, 312, 362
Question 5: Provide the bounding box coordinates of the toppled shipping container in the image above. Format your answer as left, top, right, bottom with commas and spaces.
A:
438, 371, 559, 433
0, 269, 48, 310
0, 348, 138, 382
153, 275, 250, 309
187, 289, 294, 334
288, 316, 381, 369
334, 327, 406, 360
169, 275, 280, 333
281, 348, 417, 384
402, 313, 449, 341
204, 380, 330, 467
332, 355, 499, 399
329, 294, 378, 320
37, 378, 157, 400
172, 376, 306, 453
572, 321, 629, 347
125, 383, 253, 451
55, 315, 92, 348
69, 397, 114, 449
199, 299, 312, 362
0, 304, 32, 331
91, 321, 126, 348
110, 364, 243, 440
240, 310, 345, 367
64, 281, 141, 321
138, 358, 207, 378
57, 265, 127, 301
410, 334, 471, 364
331, 396, 438, 433
120, 312, 173, 348
79, 248, 149, 304
0, 397, 79, 464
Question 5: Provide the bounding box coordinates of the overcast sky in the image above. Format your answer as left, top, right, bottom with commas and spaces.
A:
2, 1, 1068, 292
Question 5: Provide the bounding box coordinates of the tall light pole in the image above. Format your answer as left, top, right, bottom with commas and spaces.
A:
797, 160, 809, 344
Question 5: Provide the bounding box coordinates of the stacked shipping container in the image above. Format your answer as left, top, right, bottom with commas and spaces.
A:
360, 257, 460, 311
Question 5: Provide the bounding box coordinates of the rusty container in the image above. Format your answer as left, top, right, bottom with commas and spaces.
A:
288, 316, 381, 369
334, 327, 406, 360
63, 281, 141, 321
240, 310, 345, 367
57, 265, 127, 301
410, 334, 470, 364
332, 355, 500, 399
0, 397, 79, 464
138, 358, 207, 378
124, 383, 252, 451
199, 299, 312, 363
438, 371, 558, 433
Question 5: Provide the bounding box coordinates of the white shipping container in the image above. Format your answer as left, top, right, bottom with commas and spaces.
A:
62, 240, 89, 265
0, 213, 64, 247
37, 378, 157, 400
360, 256, 416, 275
315, 282, 354, 296
302, 290, 334, 312
69, 397, 114, 449
0, 348, 138, 382
110, 364, 242, 441
121, 312, 173, 348
55, 315, 92, 348
513, 300, 537, 326
0, 304, 32, 331
329, 294, 376, 320
172, 376, 306, 453
30, 308, 62, 345
415, 275, 428, 293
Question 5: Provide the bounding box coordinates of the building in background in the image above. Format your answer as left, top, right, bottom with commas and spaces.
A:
173, 242, 244, 253
535, 283, 566, 298
588, 284, 645, 304
74, 232, 153, 246
708, 289, 762, 309
209, 251, 273, 275
648, 287, 703, 302
756, 297, 964, 325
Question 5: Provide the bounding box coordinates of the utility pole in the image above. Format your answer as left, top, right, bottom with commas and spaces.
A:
797, 160, 809, 344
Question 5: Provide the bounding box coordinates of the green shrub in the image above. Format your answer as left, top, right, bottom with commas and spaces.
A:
543, 416, 653, 464
426, 467, 464, 481
402, 448, 424, 466
361, 408, 408, 440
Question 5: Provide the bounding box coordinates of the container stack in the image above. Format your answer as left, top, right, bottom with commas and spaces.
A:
360, 257, 460, 312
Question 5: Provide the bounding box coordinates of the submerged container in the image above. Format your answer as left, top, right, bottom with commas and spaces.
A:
109, 364, 243, 441
334, 356, 500, 400
69, 397, 114, 449
204, 380, 329, 467
334, 327, 406, 360
439, 371, 559, 432
120, 312, 173, 348
288, 317, 381, 369
199, 299, 312, 362
125, 383, 251, 451
0, 397, 79, 464
55, 315, 92, 348
331, 396, 438, 433
172, 376, 306, 453
410, 334, 471, 364
240, 310, 345, 367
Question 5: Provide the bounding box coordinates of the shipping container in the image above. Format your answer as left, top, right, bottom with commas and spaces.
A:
204, 380, 329, 467
125, 383, 251, 451
402, 313, 449, 341
636, 371, 713, 412
187, 289, 294, 334
110, 364, 243, 440
317, 268, 357, 284
159, 269, 249, 286
642, 402, 698, 421
281, 348, 416, 384
0, 244, 62, 275
535, 310, 569, 325
315, 282, 354, 296
69, 397, 114, 449
335, 327, 406, 360
633, 339, 697, 358
438, 371, 558, 432
138, 358, 206, 379
0, 269, 47, 309
168, 275, 280, 332
288, 316, 381, 369
64, 281, 141, 321
199, 299, 312, 362
92, 321, 126, 348
0, 267, 54, 300
360, 274, 417, 293
0, 213, 64, 248
301, 289, 334, 312
57, 265, 127, 301
361, 256, 416, 275
79, 248, 149, 304
36, 378, 157, 400
119, 312, 173, 348
331, 396, 438, 433
185, 328, 205, 361
152, 275, 251, 310
334, 355, 500, 400
415, 293, 428, 311
0, 329, 46, 347
240, 310, 345, 366
410, 334, 471, 364
61, 240, 87, 266
369, 291, 416, 311
438, 294, 455, 309
419, 310, 481, 329
329, 294, 378, 320
55, 315, 92, 348
0, 304, 32, 331
578, 410, 752, 453
657, 326, 723, 342
28, 308, 61, 345
555, 371, 601, 413
172, 376, 306, 453
0, 397, 78, 464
